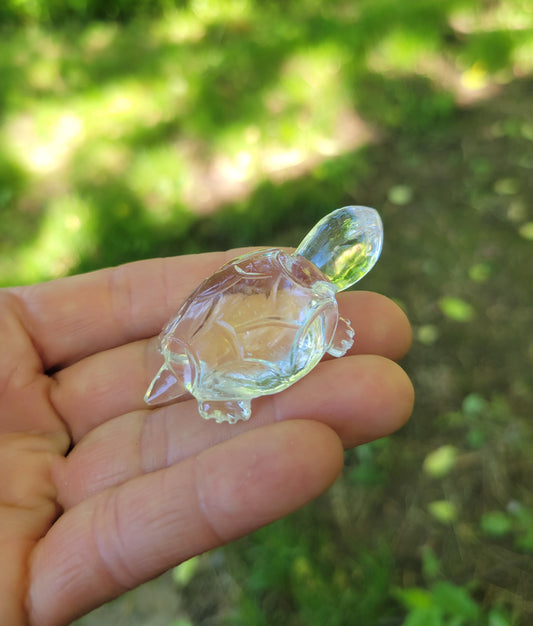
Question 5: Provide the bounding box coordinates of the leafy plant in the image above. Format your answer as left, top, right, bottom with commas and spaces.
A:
396, 581, 480, 626
481, 503, 533, 553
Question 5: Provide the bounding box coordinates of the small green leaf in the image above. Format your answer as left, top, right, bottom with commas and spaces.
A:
507, 199, 526, 222
462, 393, 487, 416
172, 556, 200, 587
428, 500, 458, 524
468, 262, 491, 283
431, 581, 480, 620
512, 505, 533, 552
292, 556, 312, 580
518, 222, 533, 240
417, 324, 439, 345
494, 178, 519, 195
423, 445, 459, 478
488, 607, 512, 626
395, 587, 434, 609
521, 122, 533, 140
439, 297, 475, 322
481, 511, 512, 536
466, 428, 485, 449
421, 545, 441, 580
402, 606, 443, 626
388, 184, 413, 205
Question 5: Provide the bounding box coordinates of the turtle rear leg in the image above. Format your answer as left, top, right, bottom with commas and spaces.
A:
198, 399, 252, 424
145, 364, 187, 406
327, 316, 355, 357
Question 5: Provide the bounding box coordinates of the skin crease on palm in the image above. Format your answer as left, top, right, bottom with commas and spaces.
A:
0, 248, 414, 626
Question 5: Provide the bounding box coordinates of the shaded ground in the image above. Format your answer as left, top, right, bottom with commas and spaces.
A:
1, 1, 532, 624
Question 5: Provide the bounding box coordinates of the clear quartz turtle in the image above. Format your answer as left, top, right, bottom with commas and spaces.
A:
145, 206, 383, 424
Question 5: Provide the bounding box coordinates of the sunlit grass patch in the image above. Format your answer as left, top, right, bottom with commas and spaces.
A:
0, 193, 96, 285
127, 144, 190, 214
450, 0, 533, 34
69, 138, 131, 185
513, 29, 533, 73
149, 9, 206, 44
80, 22, 119, 55
4, 108, 85, 175
368, 25, 440, 74
189, 0, 252, 24
74, 77, 189, 141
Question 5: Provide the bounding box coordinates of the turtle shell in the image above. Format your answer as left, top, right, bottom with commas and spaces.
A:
160, 249, 339, 401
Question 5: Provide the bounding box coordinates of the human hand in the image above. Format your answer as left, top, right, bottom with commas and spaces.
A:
1, 249, 413, 625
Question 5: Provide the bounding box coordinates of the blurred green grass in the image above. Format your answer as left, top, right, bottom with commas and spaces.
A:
1, 0, 532, 624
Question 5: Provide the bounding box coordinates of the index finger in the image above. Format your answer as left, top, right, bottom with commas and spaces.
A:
9, 249, 252, 369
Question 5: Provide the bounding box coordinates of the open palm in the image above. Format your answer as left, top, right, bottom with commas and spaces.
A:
0, 250, 413, 625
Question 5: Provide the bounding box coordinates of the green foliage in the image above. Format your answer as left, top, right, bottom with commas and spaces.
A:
480, 504, 533, 553
481, 511, 513, 537
396, 582, 480, 625
224, 514, 397, 626
347, 438, 391, 487
0, 0, 178, 24
395, 581, 518, 626
442, 393, 515, 451
427, 500, 458, 524
395, 545, 517, 626
518, 221, 533, 240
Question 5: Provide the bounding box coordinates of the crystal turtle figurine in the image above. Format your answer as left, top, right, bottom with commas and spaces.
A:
145, 206, 383, 424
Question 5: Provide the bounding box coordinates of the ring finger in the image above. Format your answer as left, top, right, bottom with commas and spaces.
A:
55, 353, 414, 509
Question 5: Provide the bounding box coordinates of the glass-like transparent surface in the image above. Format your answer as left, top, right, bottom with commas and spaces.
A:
145, 250, 347, 423
295, 206, 383, 292
145, 207, 383, 424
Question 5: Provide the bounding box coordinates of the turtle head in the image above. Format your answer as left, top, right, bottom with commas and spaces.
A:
295, 206, 383, 292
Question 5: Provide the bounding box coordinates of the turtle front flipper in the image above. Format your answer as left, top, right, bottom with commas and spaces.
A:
327, 316, 355, 357
198, 399, 252, 424
145, 364, 187, 405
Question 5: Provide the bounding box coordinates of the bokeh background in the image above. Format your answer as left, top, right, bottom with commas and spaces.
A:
1, 0, 532, 624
